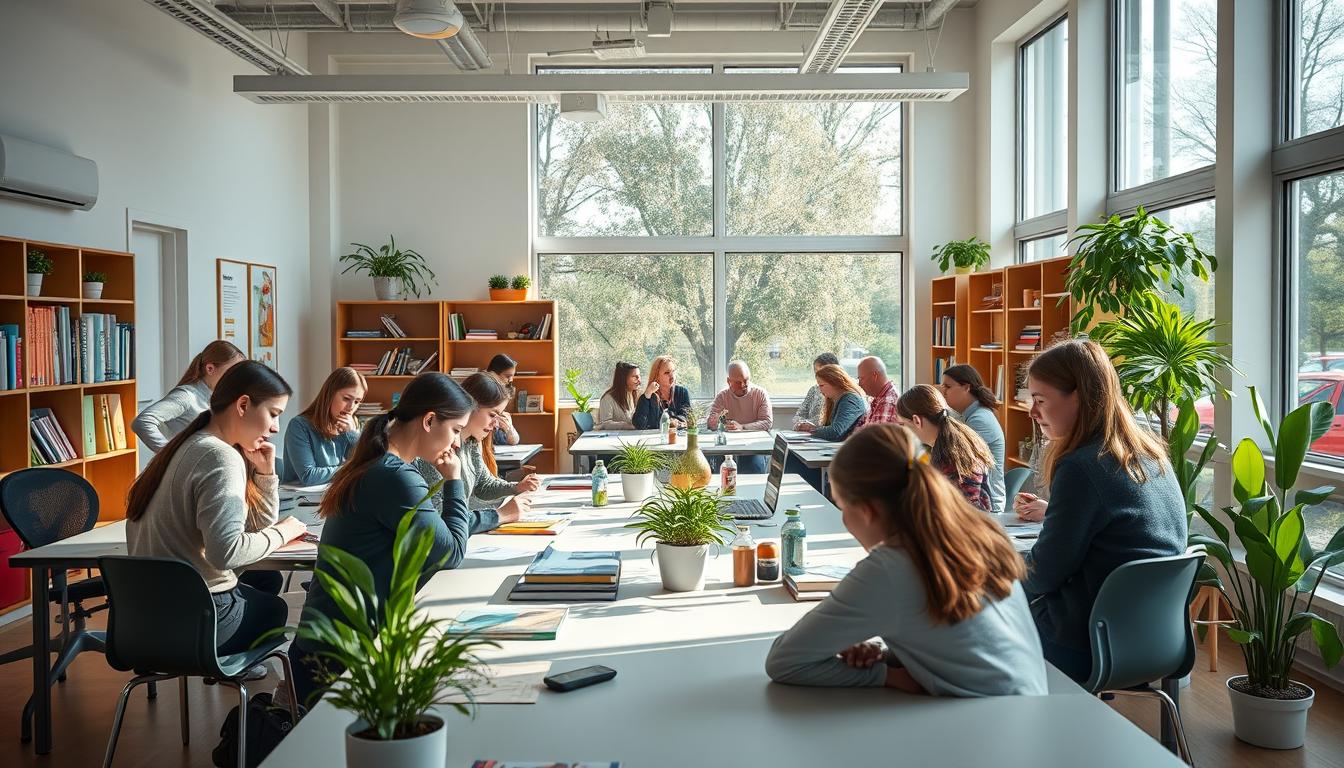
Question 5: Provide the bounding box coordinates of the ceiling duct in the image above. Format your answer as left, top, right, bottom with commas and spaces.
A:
234, 71, 969, 105
436, 26, 494, 70
394, 0, 464, 39
798, 0, 884, 73
141, 0, 310, 75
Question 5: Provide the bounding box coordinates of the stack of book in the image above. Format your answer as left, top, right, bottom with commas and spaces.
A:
980, 341, 1003, 350
380, 315, 407, 338
448, 607, 568, 640
344, 329, 385, 338
0, 323, 23, 390
84, 393, 129, 455
493, 518, 570, 536
371, 347, 436, 375
450, 366, 481, 378
508, 546, 621, 602
783, 564, 852, 602
347, 362, 378, 375
466, 329, 499, 340
355, 402, 383, 417
29, 408, 78, 464
1015, 325, 1042, 351
933, 315, 955, 347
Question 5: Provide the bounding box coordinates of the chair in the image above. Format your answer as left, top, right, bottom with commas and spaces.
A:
97, 556, 298, 768
0, 468, 115, 742
1084, 551, 1203, 765
1004, 467, 1033, 502
571, 411, 595, 472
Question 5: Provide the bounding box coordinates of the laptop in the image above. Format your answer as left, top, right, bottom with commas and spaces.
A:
726, 435, 789, 520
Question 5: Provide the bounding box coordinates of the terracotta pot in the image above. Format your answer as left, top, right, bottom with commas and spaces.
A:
489, 288, 528, 301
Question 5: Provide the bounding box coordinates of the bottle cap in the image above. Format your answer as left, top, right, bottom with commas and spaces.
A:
736, 525, 750, 532
785, 507, 800, 516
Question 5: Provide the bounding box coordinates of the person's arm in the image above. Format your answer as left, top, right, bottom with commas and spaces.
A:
467, 441, 517, 501
468, 507, 501, 534
245, 471, 281, 531
707, 391, 730, 431
194, 454, 287, 570
811, 394, 865, 441
1022, 460, 1102, 595
375, 468, 471, 572
283, 417, 340, 486
131, 387, 200, 452
671, 387, 692, 421
633, 395, 661, 429
740, 389, 773, 432
793, 387, 820, 428
595, 393, 621, 430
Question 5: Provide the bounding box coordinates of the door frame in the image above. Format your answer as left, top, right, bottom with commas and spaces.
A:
125, 208, 191, 392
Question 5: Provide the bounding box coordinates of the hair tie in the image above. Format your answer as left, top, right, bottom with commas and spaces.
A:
907, 449, 931, 469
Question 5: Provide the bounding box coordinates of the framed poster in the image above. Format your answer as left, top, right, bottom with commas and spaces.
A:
216, 259, 250, 356
248, 263, 278, 369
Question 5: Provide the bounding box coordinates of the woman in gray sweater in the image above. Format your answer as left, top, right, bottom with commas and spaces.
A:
766, 423, 1047, 696
131, 340, 245, 452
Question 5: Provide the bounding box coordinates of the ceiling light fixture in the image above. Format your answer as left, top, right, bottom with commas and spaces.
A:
646, 2, 673, 38
393, 0, 464, 40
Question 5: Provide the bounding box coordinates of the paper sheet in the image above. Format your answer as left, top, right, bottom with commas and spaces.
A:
466, 544, 535, 561
442, 661, 552, 705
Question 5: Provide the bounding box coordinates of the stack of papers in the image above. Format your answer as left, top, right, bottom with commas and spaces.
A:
508, 546, 621, 602
448, 607, 568, 640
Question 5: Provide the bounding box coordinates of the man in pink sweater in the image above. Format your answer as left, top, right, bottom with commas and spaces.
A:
707, 361, 773, 473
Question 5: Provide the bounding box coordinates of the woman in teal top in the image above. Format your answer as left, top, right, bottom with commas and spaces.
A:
940, 365, 1006, 513
281, 367, 366, 485
791, 363, 868, 493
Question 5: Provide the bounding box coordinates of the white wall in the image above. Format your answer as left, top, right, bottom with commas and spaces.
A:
0, 0, 313, 398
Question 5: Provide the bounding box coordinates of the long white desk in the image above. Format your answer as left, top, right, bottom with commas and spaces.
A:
494, 442, 543, 471
261, 474, 1182, 768
569, 428, 783, 457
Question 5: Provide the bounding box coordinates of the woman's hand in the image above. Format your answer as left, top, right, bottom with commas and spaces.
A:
1015, 493, 1047, 522
273, 516, 308, 542
515, 472, 541, 493
797, 421, 817, 433
497, 495, 533, 524
644, 380, 660, 398
884, 666, 926, 694
435, 446, 462, 481
839, 642, 885, 669
243, 441, 277, 476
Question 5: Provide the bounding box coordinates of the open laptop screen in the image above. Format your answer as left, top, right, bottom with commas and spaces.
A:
762, 435, 789, 512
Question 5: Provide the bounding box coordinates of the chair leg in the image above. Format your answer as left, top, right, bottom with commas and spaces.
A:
1099, 688, 1195, 767
235, 682, 249, 768
272, 651, 300, 724
103, 674, 164, 768
0, 643, 34, 665
147, 680, 158, 700
179, 677, 190, 745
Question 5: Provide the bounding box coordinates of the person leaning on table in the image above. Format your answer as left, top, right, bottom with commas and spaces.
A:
707, 360, 773, 474
792, 352, 840, 429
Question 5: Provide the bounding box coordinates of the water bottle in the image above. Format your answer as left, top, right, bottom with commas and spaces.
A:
781, 508, 807, 576
591, 460, 609, 507
717, 418, 728, 446
720, 454, 738, 496
660, 408, 671, 444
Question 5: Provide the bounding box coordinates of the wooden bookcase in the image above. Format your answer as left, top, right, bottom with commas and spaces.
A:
335, 300, 445, 412
929, 274, 968, 384
965, 270, 1007, 426
0, 236, 138, 616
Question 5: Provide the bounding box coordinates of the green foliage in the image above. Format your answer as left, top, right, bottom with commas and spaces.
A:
26, 248, 52, 275
563, 368, 593, 412
340, 236, 438, 298
626, 484, 736, 548
1191, 387, 1344, 693
683, 401, 708, 432
268, 482, 495, 739
1169, 397, 1219, 530
488, 274, 509, 289
609, 441, 673, 474
931, 236, 991, 273
1065, 207, 1217, 331
82, 271, 107, 284
510, 274, 531, 291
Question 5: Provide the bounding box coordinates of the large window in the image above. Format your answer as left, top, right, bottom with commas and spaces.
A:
1019, 19, 1069, 221
1116, 0, 1217, 189
1290, 169, 1344, 463
1018, 233, 1067, 263
1288, 0, 1344, 139
1154, 199, 1216, 322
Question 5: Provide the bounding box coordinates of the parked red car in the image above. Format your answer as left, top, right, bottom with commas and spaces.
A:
1195, 371, 1344, 457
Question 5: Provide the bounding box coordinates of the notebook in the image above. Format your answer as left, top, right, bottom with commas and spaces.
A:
543, 475, 594, 491
449, 607, 567, 640
492, 518, 571, 536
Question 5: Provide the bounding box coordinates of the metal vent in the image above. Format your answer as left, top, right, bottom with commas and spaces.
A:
143, 0, 310, 75
799, 0, 885, 74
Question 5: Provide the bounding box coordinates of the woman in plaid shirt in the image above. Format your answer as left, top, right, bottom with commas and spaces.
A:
894, 385, 995, 512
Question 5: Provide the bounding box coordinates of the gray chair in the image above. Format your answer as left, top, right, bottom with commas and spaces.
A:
97, 556, 298, 768
1004, 467, 1033, 502
1084, 551, 1202, 766
571, 411, 595, 472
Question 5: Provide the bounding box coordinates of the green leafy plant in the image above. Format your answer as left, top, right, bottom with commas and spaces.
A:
626, 484, 736, 547
1065, 207, 1216, 330
1190, 387, 1344, 695
26, 248, 52, 275
930, 236, 991, 274
488, 275, 509, 290
609, 441, 673, 475
510, 274, 531, 291
82, 270, 107, 283
269, 483, 495, 739
563, 368, 593, 412
1094, 294, 1237, 438
340, 236, 438, 298
1168, 397, 1219, 529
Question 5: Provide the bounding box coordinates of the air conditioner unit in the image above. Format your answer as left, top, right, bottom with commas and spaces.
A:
0, 134, 99, 211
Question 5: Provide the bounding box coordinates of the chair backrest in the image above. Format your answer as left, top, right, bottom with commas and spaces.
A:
572, 411, 594, 435
1084, 551, 1203, 692
98, 556, 226, 677
1003, 467, 1033, 502
0, 468, 99, 549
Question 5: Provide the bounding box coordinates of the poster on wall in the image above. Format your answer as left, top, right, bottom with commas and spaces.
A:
248, 263, 278, 370
216, 259, 250, 357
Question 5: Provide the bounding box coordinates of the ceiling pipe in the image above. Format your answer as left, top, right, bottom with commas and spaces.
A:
918, 0, 958, 29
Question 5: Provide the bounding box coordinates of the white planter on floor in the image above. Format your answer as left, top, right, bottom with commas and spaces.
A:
26, 273, 43, 296
655, 542, 709, 592
372, 276, 402, 301
1227, 676, 1315, 750
345, 714, 446, 768
622, 472, 655, 503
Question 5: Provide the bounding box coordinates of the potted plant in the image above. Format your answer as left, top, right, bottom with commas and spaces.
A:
82, 270, 106, 300
931, 236, 991, 275
488, 274, 530, 301
562, 368, 593, 414
510, 274, 531, 296
1190, 388, 1344, 750
627, 484, 736, 592
340, 236, 438, 301
669, 402, 712, 490
275, 489, 494, 767
610, 441, 672, 502
26, 247, 52, 297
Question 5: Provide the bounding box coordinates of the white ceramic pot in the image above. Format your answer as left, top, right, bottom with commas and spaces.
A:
1227, 676, 1315, 750
655, 542, 709, 592
622, 472, 655, 503
373, 276, 402, 301
26, 273, 43, 296
82, 282, 103, 300
954, 265, 973, 275
345, 714, 446, 768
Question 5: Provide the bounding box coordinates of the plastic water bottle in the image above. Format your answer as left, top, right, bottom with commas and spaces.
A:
660, 408, 671, 444
591, 460, 609, 507
781, 508, 807, 576
720, 454, 738, 496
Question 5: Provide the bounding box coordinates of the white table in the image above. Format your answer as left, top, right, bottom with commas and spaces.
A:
261, 475, 1183, 768
569, 429, 781, 457
495, 443, 542, 471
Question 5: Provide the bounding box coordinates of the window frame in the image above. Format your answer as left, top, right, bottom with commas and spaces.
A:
1016, 14, 1070, 231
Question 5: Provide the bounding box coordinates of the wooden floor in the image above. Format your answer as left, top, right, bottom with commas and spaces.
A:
0, 593, 1342, 767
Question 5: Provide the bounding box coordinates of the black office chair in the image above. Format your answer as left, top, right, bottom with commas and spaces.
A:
0, 468, 117, 742
97, 556, 298, 768
1004, 467, 1033, 501
571, 411, 595, 472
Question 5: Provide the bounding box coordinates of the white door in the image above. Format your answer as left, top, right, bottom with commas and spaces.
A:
131, 228, 171, 469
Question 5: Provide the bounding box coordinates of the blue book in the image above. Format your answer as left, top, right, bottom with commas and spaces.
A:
0, 324, 17, 390
522, 545, 621, 584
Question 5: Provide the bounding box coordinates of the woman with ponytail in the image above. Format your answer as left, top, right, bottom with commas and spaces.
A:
896, 385, 998, 513
126, 361, 307, 657
940, 365, 1006, 513
765, 424, 1046, 696
290, 372, 475, 705
132, 340, 245, 452
1016, 339, 1185, 682
281, 366, 367, 485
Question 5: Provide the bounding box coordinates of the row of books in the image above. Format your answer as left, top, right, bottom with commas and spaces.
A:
29, 408, 77, 464
932, 355, 956, 383
27, 394, 129, 465
446, 313, 554, 341
369, 348, 437, 376
933, 314, 956, 347
1015, 324, 1042, 351
23, 308, 133, 387
0, 324, 21, 390
507, 546, 620, 602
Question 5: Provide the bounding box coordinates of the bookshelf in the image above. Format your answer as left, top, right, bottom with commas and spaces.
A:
964, 270, 1006, 423
0, 236, 138, 616
929, 274, 967, 384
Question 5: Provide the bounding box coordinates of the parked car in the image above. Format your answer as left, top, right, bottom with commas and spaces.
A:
1195, 371, 1344, 457
1299, 354, 1344, 372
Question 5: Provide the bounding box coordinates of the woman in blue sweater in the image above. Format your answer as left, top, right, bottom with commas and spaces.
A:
1015, 340, 1186, 682
634, 355, 692, 429
790, 364, 867, 493
940, 365, 1006, 513
281, 366, 366, 485
289, 372, 475, 705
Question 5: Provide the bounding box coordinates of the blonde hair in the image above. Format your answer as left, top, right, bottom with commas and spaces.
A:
299, 367, 368, 439
815, 364, 865, 425
896, 384, 995, 479
830, 424, 1024, 625
649, 355, 677, 392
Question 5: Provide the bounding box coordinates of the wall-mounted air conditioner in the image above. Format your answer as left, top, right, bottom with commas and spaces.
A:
0, 134, 99, 211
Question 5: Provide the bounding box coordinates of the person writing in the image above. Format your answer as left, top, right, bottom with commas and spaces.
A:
795, 364, 867, 441
765, 423, 1047, 696
793, 353, 839, 429
940, 365, 1006, 513
634, 355, 691, 429
281, 366, 366, 486
486, 354, 521, 446
132, 340, 245, 452
596, 361, 642, 431
855, 356, 900, 426
895, 385, 996, 512
706, 360, 773, 474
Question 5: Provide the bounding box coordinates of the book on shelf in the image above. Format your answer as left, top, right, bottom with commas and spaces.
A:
447, 313, 467, 340
29, 409, 78, 464
980, 341, 1003, 350
344, 330, 385, 338
515, 370, 539, 376
448, 607, 568, 640
533, 313, 553, 340
379, 314, 407, 338
994, 364, 1005, 401
414, 352, 438, 375
933, 355, 956, 383
1015, 325, 1043, 351
466, 329, 499, 340
524, 394, 544, 413
492, 518, 570, 536
933, 314, 956, 347
0, 323, 18, 390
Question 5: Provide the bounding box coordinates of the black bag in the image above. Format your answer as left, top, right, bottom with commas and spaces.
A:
211, 691, 305, 768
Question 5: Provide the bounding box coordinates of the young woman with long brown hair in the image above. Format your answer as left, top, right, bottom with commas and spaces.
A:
940, 364, 1006, 513
766, 424, 1047, 696
896, 384, 998, 512
596, 361, 642, 430
131, 340, 245, 452
281, 366, 367, 485
125, 361, 307, 657
1016, 339, 1185, 681
486, 354, 521, 445
796, 363, 868, 441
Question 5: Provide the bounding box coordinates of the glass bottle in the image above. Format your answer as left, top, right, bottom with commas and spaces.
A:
717, 418, 728, 446
591, 459, 608, 507
781, 508, 807, 576
756, 540, 780, 582
731, 526, 757, 587
660, 408, 670, 443
720, 454, 738, 496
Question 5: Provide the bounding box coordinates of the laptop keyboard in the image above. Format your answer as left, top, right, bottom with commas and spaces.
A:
727, 498, 772, 520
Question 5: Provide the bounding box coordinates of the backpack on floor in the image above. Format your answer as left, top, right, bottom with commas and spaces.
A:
211, 691, 305, 768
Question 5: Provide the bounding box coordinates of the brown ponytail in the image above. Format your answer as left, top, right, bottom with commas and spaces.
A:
177, 340, 245, 387
829, 424, 1024, 625
896, 384, 995, 478
942, 365, 998, 409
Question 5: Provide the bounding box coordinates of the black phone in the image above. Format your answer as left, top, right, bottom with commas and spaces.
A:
544, 665, 616, 692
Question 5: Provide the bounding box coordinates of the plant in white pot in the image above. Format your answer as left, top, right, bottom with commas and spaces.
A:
627, 484, 735, 592
340, 236, 437, 301
82, 270, 106, 300
278, 496, 494, 767
1190, 388, 1344, 750
26, 247, 52, 297
609, 441, 672, 503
